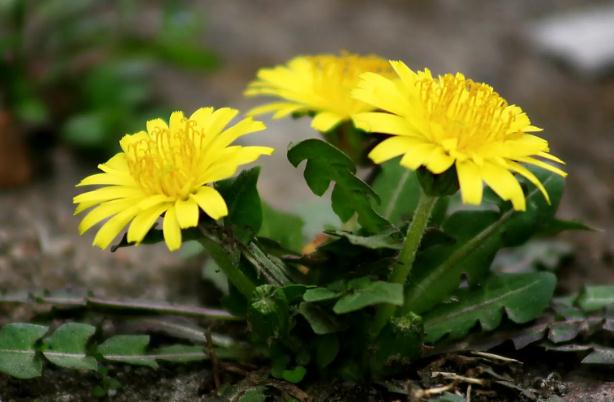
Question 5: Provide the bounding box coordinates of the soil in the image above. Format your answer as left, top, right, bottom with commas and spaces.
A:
1, 0, 613, 400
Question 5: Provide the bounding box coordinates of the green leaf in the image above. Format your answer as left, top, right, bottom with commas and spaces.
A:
150, 345, 206, 363
371, 312, 423, 377
259, 203, 305, 253
537, 219, 595, 236
288, 139, 390, 233
406, 211, 502, 314
405, 170, 564, 314
581, 346, 614, 365
424, 272, 556, 343
315, 334, 339, 368
98, 335, 157, 368
42, 322, 97, 371
247, 285, 290, 345
216, 167, 263, 242
238, 386, 268, 402
577, 286, 614, 312
333, 280, 403, 314
303, 287, 342, 302
0, 323, 48, 379
281, 365, 306, 383
372, 158, 420, 224
298, 302, 344, 335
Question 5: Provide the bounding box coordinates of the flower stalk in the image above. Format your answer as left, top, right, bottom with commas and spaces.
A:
370, 189, 437, 339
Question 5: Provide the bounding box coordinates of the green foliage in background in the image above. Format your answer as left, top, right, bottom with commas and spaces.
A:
0, 0, 217, 155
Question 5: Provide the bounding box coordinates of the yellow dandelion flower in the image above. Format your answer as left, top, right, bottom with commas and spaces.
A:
352, 61, 566, 211
73, 107, 273, 251
244, 52, 394, 132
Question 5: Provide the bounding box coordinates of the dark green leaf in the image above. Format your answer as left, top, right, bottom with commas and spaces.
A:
42, 322, 97, 371
537, 219, 595, 236
372, 159, 420, 224
0, 323, 48, 379
577, 286, 614, 312
247, 285, 290, 344
216, 167, 262, 242
333, 280, 403, 314
98, 335, 157, 368
424, 272, 556, 343
298, 302, 344, 335
371, 312, 423, 377
315, 334, 339, 368
288, 139, 390, 233
259, 203, 305, 253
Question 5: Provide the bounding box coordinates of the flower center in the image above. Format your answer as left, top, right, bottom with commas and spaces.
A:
417, 73, 518, 155
124, 118, 206, 199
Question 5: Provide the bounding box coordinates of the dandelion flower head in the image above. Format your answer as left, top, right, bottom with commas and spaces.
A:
352, 61, 566, 211
245, 52, 394, 132
74, 107, 273, 251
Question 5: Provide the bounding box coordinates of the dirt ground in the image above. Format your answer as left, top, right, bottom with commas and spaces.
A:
1, 0, 613, 400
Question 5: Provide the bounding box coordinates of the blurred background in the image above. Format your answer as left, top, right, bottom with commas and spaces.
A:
0, 0, 612, 313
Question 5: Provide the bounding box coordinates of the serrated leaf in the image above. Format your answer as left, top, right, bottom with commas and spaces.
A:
372, 158, 420, 224
98, 335, 157, 368
333, 280, 403, 314
216, 167, 262, 242
42, 322, 97, 371
405, 170, 564, 315
0, 323, 48, 379
259, 203, 305, 253
424, 272, 556, 343
288, 139, 390, 233
150, 345, 207, 363
298, 302, 344, 335
577, 285, 614, 312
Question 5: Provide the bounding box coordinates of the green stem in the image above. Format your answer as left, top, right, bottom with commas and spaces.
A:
199, 237, 256, 299
370, 190, 437, 339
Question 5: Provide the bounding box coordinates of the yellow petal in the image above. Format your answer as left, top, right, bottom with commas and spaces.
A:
456, 160, 483, 205
79, 198, 139, 234
189, 107, 214, 125
169, 111, 186, 129
311, 112, 344, 132
352, 112, 419, 136
204, 107, 239, 136
481, 162, 526, 211
399, 143, 438, 170
368, 136, 419, 164
191, 187, 228, 220
76, 172, 136, 187
146, 118, 168, 134
353, 72, 412, 116
246, 102, 306, 119
127, 204, 169, 244
515, 157, 567, 177
73, 186, 144, 204
425, 148, 455, 174
163, 207, 182, 251
506, 161, 550, 204
175, 198, 199, 228
92, 206, 140, 249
